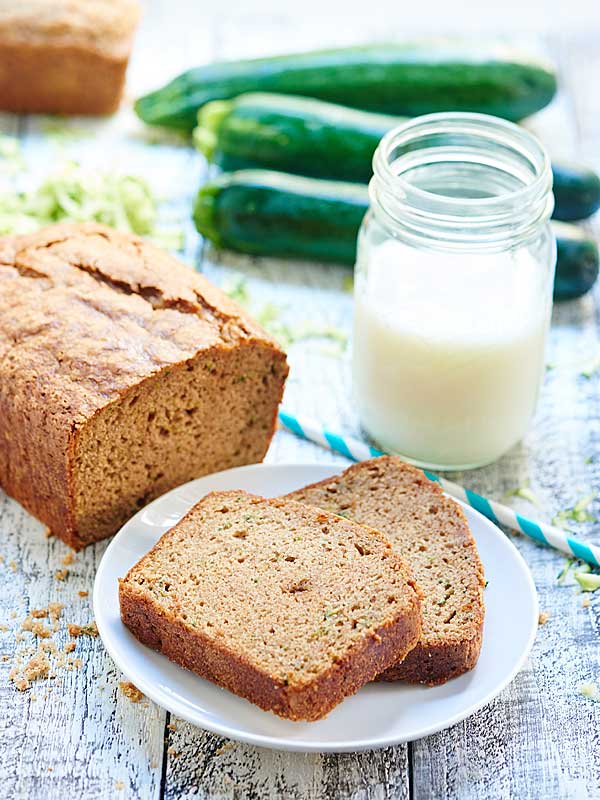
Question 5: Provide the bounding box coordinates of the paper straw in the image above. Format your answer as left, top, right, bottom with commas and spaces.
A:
278, 410, 600, 568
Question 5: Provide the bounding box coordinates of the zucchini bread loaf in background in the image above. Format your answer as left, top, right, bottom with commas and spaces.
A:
0, 0, 140, 114
0, 222, 288, 549
120, 491, 422, 721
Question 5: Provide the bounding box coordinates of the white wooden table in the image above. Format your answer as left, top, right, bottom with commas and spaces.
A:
1, 4, 600, 798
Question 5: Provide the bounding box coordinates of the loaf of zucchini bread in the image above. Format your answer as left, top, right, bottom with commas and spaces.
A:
0, 0, 140, 114
0, 222, 288, 549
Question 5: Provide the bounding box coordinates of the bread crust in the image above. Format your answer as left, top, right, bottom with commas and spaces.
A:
119, 581, 421, 721
119, 490, 423, 721
0, 223, 288, 549
0, 0, 140, 114
288, 457, 485, 686
0, 42, 130, 115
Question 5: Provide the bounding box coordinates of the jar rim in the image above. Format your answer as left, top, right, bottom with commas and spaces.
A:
370, 112, 554, 248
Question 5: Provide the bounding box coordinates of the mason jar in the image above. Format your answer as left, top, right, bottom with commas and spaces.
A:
353, 112, 555, 471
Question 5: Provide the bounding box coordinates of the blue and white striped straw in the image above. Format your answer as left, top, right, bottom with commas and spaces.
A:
278, 409, 600, 568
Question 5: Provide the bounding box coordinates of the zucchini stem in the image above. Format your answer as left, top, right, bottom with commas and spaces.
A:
194, 100, 232, 160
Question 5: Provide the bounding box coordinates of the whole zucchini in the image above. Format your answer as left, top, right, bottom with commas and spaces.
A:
551, 163, 600, 221
195, 93, 600, 222
193, 170, 598, 300
194, 170, 366, 264
138, 42, 557, 130
194, 93, 396, 182
553, 222, 599, 299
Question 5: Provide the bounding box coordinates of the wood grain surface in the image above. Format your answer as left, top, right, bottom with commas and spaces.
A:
0, 4, 599, 798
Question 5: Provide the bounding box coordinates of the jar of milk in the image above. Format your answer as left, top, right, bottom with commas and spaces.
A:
353, 112, 555, 470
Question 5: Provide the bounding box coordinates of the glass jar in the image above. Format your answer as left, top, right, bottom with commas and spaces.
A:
353, 112, 555, 471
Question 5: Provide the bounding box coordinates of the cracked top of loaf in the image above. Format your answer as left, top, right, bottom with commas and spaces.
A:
0, 222, 282, 423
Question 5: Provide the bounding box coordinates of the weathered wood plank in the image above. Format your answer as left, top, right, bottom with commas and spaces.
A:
164, 722, 410, 800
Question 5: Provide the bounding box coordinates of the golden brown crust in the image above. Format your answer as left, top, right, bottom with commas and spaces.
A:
0, 223, 288, 549
377, 619, 484, 685
288, 456, 485, 686
0, 1, 140, 114
119, 581, 421, 721
119, 491, 422, 721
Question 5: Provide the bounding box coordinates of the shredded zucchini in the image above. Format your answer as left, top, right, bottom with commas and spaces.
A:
222, 274, 348, 353
503, 486, 541, 507
552, 493, 597, 528
0, 136, 183, 249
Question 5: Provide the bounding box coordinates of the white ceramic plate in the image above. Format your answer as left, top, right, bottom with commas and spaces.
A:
94, 463, 538, 753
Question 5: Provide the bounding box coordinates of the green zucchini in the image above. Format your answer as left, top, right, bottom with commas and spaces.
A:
194, 93, 395, 182
195, 93, 600, 222
551, 163, 600, 221
194, 170, 366, 264
138, 42, 557, 130
553, 222, 599, 299
193, 170, 598, 300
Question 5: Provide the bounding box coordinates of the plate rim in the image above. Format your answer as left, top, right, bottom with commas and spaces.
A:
94, 461, 539, 753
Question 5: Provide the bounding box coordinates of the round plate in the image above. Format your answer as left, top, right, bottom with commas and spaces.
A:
94, 463, 538, 753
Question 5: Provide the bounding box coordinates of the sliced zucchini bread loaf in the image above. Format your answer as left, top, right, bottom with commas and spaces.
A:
0, 222, 288, 549
119, 490, 422, 721
288, 457, 485, 685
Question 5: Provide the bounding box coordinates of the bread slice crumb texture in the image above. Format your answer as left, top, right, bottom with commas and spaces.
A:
288, 457, 485, 685
120, 490, 421, 720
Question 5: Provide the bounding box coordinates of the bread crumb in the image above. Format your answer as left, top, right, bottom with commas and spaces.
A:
78, 591, 89, 598
25, 651, 51, 681
64, 641, 76, 653
115, 781, 125, 791
31, 609, 49, 619
73, 658, 82, 669
150, 760, 159, 769
62, 551, 75, 566
10, 673, 30, 691
10, 648, 51, 690
68, 621, 98, 637
119, 681, 144, 702
2, 655, 9, 661
215, 742, 234, 756
48, 603, 64, 621
9, 560, 17, 572
55, 569, 69, 581
44, 527, 54, 539
166, 722, 177, 732
0, 624, 8, 632
0, 554, 4, 563
166, 747, 179, 757
21, 616, 52, 638
582, 596, 591, 608
538, 611, 550, 625
40, 640, 57, 654
10, 611, 16, 619
30, 694, 37, 701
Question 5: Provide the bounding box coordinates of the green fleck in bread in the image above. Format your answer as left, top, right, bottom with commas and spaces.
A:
119, 490, 422, 721
288, 457, 485, 685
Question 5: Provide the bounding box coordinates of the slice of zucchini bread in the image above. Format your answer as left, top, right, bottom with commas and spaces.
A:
119, 490, 422, 721
288, 457, 485, 685
0, 222, 288, 549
